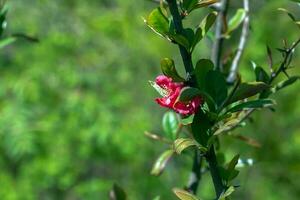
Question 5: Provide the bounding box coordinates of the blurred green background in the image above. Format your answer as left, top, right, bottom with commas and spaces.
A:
0, 0, 299, 199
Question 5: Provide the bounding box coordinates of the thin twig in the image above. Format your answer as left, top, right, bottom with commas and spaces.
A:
225, 38, 300, 133
227, 0, 250, 83
212, 0, 230, 71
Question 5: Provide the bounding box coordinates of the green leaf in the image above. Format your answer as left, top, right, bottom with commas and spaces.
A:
173, 188, 201, 200
180, 114, 194, 125
146, 7, 170, 37
151, 150, 174, 176
160, 58, 185, 82
109, 184, 127, 200
229, 82, 270, 103
193, 12, 217, 50
225, 99, 276, 114
153, 196, 161, 200
171, 33, 190, 51
179, 87, 201, 102
194, 0, 219, 9
227, 154, 240, 172
182, 0, 198, 13
162, 111, 180, 140
227, 9, 246, 34
219, 186, 235, 200
0, 37, 17, 49
272, 76, 300, 93
205, 70, 228, 107
255, 66, 270, 83
195, 59, 214, 90
174, 138, 206, 154
183, 28, 195, 48
149, 81, 169, 97
213, 118, 241, 135
199, 12, 217, 37
179, 87, 217, 112
192, 109, 212, 146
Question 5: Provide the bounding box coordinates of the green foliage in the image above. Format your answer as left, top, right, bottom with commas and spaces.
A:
161, 58, 185, 82
173, 188, 201, 200
0, 0, 299, 199
162, 111, 180, 140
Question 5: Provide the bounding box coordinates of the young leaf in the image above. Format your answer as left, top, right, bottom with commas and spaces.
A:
225, 99, 276, 114
193, 12, 217, 50
219, 186, 235, 200
109, 184, 127, 200
146, 7, 170, 38
229, 82, 270, 103
227, 154, 240, 172
174, 138, 206, 154
193, 0, 219, 9
205, 70, 228, 107
272, 76, 300, 93
0, 37, 16, 49
227, 9, 246, 34
161, 58, 185, 82
255, 66, 270, 83
180, 114, 194, 125
162, 111, 180, 140
151, 149, 174, 176
173, 188, 201, 200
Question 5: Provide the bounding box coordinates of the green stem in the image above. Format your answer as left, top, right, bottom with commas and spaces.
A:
166, 0, 194, 83
205, 145, 225, 198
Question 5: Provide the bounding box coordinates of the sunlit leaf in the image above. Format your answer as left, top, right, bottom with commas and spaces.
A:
174, 138, 206, 154
193, 12, 217, 50
227, 9, 246, 34
161, 58, 185, 82
180, 114, 194, 125
219, 186, 235, 200
146, 7, 170, 38
151, 150, 174, 176
173, 188, 201, 200
0, 37, 16, 49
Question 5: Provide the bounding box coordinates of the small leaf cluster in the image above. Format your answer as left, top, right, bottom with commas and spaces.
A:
142, 1, 300, 200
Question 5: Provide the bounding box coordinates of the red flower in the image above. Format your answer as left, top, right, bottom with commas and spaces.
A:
154, 75, 202, 115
